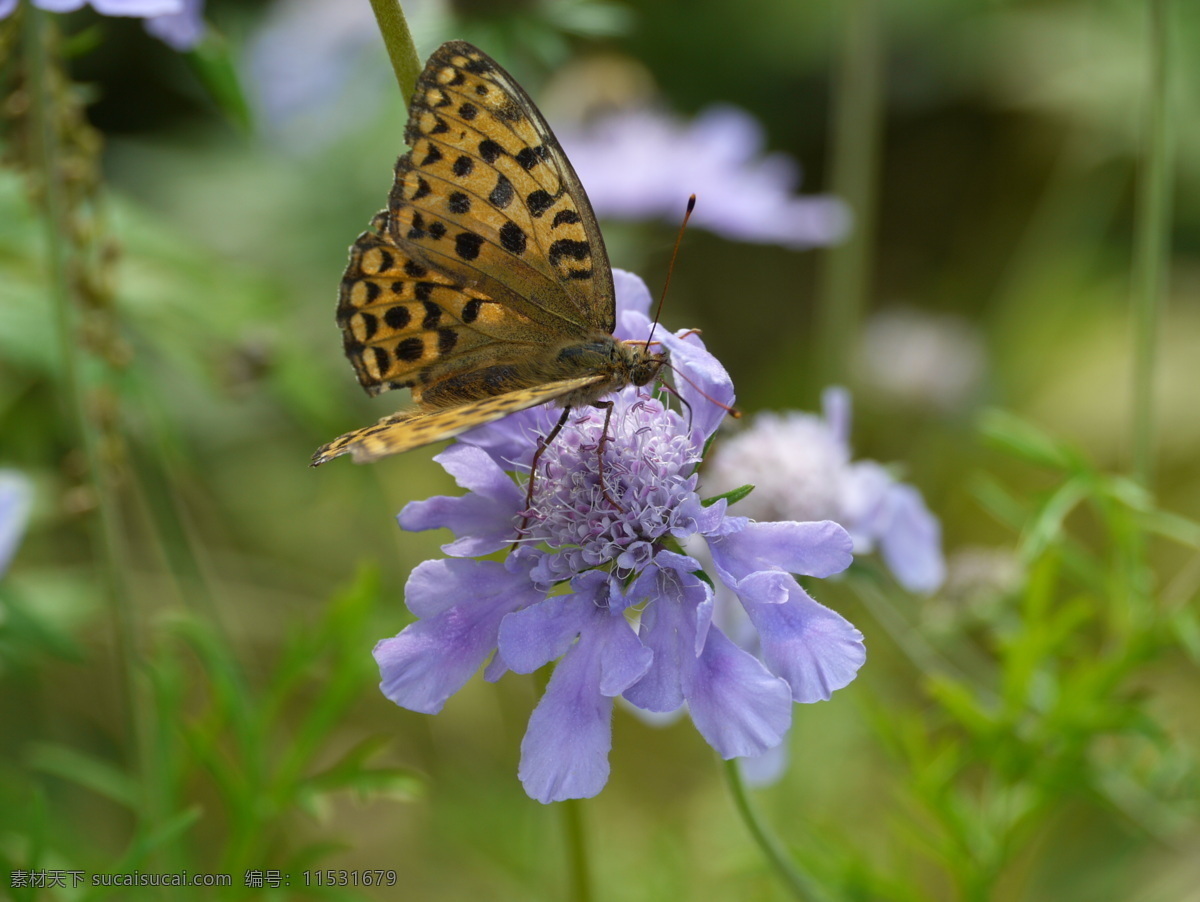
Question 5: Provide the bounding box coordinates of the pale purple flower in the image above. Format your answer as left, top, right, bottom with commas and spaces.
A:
857, 308, 986, 412
142, 0, 204, 50
0, 471, 33, 578
704, 387, 945, 594
375, 270, 865, 803
0, 0, 206, 49
557, 105, 851, 249
244, 0, 388, 150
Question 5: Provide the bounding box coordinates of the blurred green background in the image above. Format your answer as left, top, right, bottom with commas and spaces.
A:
1, 0, 1198, 899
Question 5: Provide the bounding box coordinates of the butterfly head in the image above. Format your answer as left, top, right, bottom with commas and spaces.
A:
625, 342, 670, 389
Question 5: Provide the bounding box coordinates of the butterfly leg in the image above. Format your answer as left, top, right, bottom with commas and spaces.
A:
593, 400, 626, 512
512, 406, 574, 549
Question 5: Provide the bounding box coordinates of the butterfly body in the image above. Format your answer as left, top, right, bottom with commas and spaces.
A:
312, 41, 668, 467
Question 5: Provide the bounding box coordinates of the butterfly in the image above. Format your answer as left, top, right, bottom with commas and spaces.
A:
311, 41, 668, 468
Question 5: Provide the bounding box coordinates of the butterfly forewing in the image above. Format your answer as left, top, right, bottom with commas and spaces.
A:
314, 41, 666, 468
390, 41, 616, 334
313, 375, 605, 464
338, 212, 541, 396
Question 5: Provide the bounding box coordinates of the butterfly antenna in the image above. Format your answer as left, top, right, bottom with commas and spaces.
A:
663, 360, 742, 420
645, 194, 696, 350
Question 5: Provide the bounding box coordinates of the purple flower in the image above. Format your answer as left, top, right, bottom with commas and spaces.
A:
375, 270, 864, 803
0, 0, 206, 50
704, 387, 945, 594
0, 470, 33, 579
557, 106, 850, 249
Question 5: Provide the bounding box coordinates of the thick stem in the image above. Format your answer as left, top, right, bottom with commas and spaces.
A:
367, 0, 422, 108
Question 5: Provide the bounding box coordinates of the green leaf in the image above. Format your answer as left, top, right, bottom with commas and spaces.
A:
25, 743, 138, 809
978, 409, 1086, 472
702, 484, 754, 507
184, 30, 252, 132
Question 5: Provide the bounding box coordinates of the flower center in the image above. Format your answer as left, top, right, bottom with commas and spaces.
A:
521, 396, 700, 586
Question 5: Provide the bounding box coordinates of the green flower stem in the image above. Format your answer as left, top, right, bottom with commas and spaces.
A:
1130, 0, 1174, 488
368, 0, 422, 108
721, 758, 830, 902
25, 7, 148, 804
815, 0, 884, 387
561, 797, 594, 902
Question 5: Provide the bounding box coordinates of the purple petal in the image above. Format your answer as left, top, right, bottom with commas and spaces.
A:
821, 385, 852, 447
92, 0, 182, 14
518, 617, 642, 803
499, 594, 592, 674
622, 565, 711, 712
708, 520, 853, 584
0, 471, 33, 577
0, 0, 21, 14
458, 403, 558, 471
403, 557, 530, 618
739, 738, 789, 787
659, 327, 736, 442
613, 268, 653, 321
375, 559, 542, 713
879, 483, 945, 594
398, 444, 522, 555
143, 0, 204, 50
737, 572, 865, 703
686, 627, 793, 759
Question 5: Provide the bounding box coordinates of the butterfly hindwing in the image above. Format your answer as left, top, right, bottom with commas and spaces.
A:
312, 375, 604, 465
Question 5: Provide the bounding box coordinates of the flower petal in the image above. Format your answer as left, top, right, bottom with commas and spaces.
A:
499, 594, 591, 674
686, 627, 793, 759
518, 630, 612, 803
143, 0, 203, 49
622, 565, 710, 712
879, 483, 945, 594
398, 444, 523, 556
708, 520, 853, 584
737, 572, 865, 703
613, 268, 654, 321
92, 0, 182, 15
375, 559, 542, 714
0, 470, 34, 577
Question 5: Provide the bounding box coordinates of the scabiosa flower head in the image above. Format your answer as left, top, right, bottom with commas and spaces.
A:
557, 105, 850, 249
704, 387, 945, 594
376, 270, 865, 803
0, 0, 206, 49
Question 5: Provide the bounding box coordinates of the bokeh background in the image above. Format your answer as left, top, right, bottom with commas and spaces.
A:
1, 0, 1198, 899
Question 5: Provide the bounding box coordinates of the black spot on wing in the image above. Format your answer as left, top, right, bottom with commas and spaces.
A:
455, 231, 484, 261
395, 337, 424, 362
549, 239, 590, 266
499, 221, 527, 255
489, 175, 515, 209
385, 306, 411, 330
478, 139, 503, 163
527, 190, 554, 217
453, 155, 474, 177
